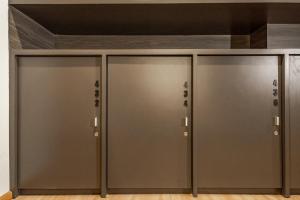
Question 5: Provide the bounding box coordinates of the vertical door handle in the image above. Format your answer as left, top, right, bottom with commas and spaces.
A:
94, 117, 99, 137
94, 117, 98, 128
184, 117, 189, 137
273, 116, 280, 136
185, 117, 188, 127
274, 116, 280, 126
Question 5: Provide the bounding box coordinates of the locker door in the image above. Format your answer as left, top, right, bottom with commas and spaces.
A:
290, 56, 300, 190
18, 57, 101, 190
195, 56, 282, 189
107, 56, 191, 190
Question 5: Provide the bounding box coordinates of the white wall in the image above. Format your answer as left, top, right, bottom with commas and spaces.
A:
0, 0, 10, 196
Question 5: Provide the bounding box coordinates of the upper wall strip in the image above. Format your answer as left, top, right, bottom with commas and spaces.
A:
268, 24, 300, 49
55, 35, 243, 49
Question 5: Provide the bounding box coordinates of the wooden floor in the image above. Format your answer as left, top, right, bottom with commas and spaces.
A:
15, 195, 300, 200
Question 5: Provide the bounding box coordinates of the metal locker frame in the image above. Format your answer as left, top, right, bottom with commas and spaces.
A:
9, 49, 296, 198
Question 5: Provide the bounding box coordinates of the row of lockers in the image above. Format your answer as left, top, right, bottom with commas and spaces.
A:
16, 55, 300, 195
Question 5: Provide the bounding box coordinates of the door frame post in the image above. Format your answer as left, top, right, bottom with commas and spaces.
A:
192, 54, 198, 197
101, 54, 108, 198
9, 53, 19, 198
282, 54, 291, 198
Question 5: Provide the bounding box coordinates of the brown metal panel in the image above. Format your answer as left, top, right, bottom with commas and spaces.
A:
195, 56, 282, 189
290, 56, 300, 189
18, 56, 101, 189
107, 56, 191, 189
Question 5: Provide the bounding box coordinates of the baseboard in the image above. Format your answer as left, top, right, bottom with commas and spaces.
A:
0, 192, 13, 200
107, 188, 191, 194
291, 189, 300, 194
197, 188, 282, 194
19, 189, 100, 195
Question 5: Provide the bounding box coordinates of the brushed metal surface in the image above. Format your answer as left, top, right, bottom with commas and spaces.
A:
18, 57, 101, 189
290, 56, 300, 189
107, 56, 191, 189
195, 56, 281, 189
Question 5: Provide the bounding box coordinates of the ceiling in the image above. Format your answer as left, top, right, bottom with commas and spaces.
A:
12, 3, 300, 35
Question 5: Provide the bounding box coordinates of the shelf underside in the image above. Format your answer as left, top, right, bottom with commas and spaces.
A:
12, 3, 300, 35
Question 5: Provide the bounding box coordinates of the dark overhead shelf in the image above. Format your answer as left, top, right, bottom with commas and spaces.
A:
11, 3, 300, 35
9, 0, 300, 4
